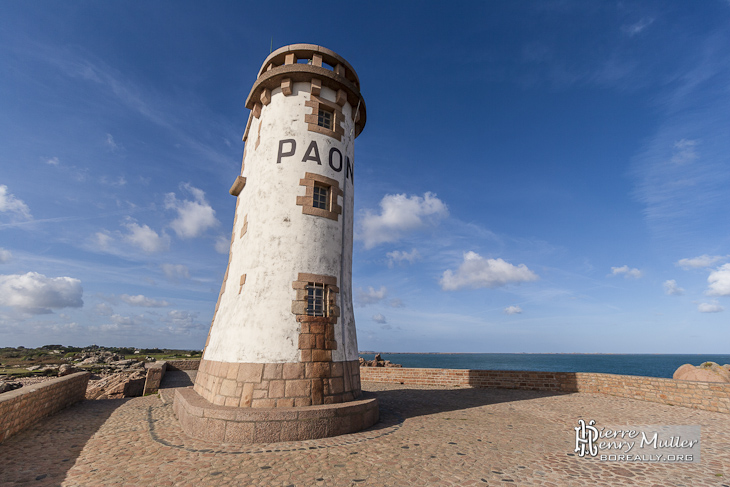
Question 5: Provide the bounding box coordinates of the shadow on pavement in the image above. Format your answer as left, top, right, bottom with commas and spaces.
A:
0, 398, 130, 486
369, 385, 568, 421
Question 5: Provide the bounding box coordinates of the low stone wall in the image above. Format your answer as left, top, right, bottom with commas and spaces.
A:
174, 387, 379, 443
0, 371, 90, 443
359, 367, 730, 414
165, 359, 200, 371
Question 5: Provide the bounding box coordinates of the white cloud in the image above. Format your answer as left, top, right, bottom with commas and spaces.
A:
123, 221, 169, 252
621, 17, 654, 37
120, 294, 170, 307
677, 254, 727, 269
357, 192, 448, 249
355, 286, 387, 307
440, 252, 539, 291
46, 157, 60, 166
670, 139, 698, 165
389, 298, 404, 308
610, 265, 643, 279
706, 263, 730, 296
100, 175, 127, 187
94, 303, 113, 316
698, 302, 723, 313
106, 133, 118, 150
164, 310, 206, 333
165, 183, 219, 239
372, 313, 387, 324
0, 272, 83, 314
663, 280, 684, 296
92, 231, 114, 251
504, 305, 523, 315
215, 235, 230, 254
0, 185, 32, 220
386, 248, 420, 267
161, 263, 190, 280
0, 248, 11, 263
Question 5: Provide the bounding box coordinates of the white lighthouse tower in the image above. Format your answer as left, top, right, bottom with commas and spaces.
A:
175, 45, 377, 443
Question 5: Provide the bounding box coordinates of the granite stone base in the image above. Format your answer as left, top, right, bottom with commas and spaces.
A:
173, 386, 379, 443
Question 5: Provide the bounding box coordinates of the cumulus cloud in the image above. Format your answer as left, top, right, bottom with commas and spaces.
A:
0, 272, 83, 314
0, 185, 32, 220
357, 192, 448, 249
663, 280, 684, 296
389, 298, 404, 308
92, 231, 114, 251
372, 313, 387, 324
440, 252, 539, 291
386, 249, 420, 268
161, 263, 190, 280
164, 310, 206, 333
610, 265, 643, 279
120, 294, 170, 307
214, 235, 230, 254
355, 286, 387, 307
100, 175, 127, 187
706, 263, 730, 296
94, 303, 114, 316
504, 305, 523, 315
123, 221, 169, 252
698, 302, 723, 313
0, 248, 11, 263
677, 254, 727, 269
165, 183, 219, 239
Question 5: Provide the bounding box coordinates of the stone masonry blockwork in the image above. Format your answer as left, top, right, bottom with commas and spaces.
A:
0, 372, 90, 444
193, 359, 361, 408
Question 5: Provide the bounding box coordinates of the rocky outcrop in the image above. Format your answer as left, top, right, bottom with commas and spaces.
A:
673, 362, 730, 383
0, 381, 23, 393
78, 351, 122, 365
85, 370, 146, 399
58, 364, 81, 377
359, 354, 402, 368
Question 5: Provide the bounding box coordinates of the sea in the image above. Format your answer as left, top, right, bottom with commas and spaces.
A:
357, 353, 730, 379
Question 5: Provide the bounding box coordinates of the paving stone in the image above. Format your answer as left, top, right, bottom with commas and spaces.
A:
0, 373, 728, 486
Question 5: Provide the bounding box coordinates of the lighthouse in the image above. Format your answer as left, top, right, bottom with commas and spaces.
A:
175, 44, 377, 443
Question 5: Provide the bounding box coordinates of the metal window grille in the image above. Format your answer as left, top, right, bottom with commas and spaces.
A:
306, 283, 327, 317
317, 109, 332, 130
313, 185, 328, 210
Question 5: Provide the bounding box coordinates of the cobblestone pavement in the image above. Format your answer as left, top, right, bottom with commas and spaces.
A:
1, 373, 729, 486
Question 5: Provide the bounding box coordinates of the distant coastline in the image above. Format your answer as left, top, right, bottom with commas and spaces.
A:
356, 352, 730, 379
358, 351, 708, 355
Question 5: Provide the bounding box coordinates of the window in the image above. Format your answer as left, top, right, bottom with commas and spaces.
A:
305, 95, 344, 141
296, 172, 343, 221
312, 185, 328, 210
317, 108, 333, 130
306, 283, 327, 317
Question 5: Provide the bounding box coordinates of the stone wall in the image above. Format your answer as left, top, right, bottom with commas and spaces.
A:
165, 360, 201, 371
0, 372, 90, 443
143, 361, 167, 395
359, 367, 730, 414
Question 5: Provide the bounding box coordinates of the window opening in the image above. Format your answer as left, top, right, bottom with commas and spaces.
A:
313, 185, 329, 210
317, 109, 333, 130
307, 283, 327, 317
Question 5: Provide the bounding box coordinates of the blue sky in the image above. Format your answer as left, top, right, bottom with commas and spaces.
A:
1, 1, 729, 352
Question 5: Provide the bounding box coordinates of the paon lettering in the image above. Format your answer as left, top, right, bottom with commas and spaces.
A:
277, 139, 353, 182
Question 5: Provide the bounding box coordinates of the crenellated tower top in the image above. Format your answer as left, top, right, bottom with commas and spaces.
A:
244, 44, 366, 139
